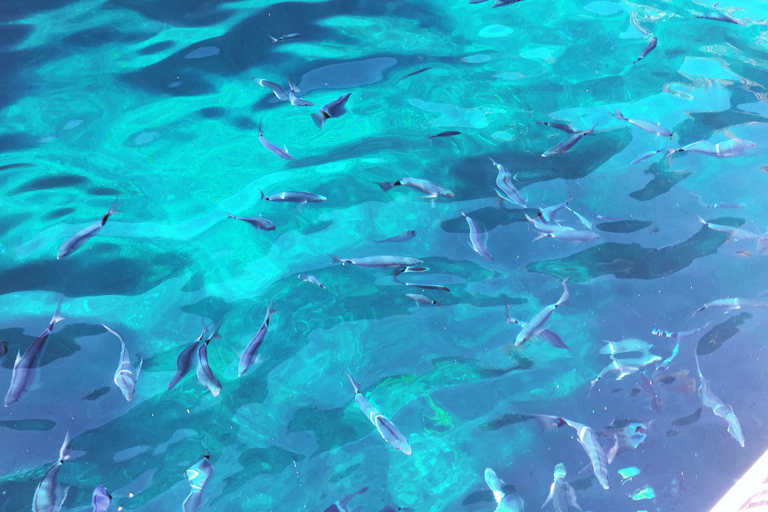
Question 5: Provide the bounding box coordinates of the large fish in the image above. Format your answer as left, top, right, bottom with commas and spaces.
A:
484, 468, 524, 512
611, 109, 672, 137
57, 198, 118, 259
346, 371, 411, 455
196, 322, 222, 397
677, 138, 755, 157
537, 415, 610, 489
258, 121, 294, 161
5, 302, 65, 407
514, 279, 569, 346
183, 451, 214, 512
541, 463, 580, 512
103, 324, 142, 402
542, 124, 597, 157
91, 485, 112, 512
312, 93, 351, 129
376, 177, 454, 199
168, 321, 206, 390
238, 302, 276, 377
489, 158, 525, 206
260, 189, 326, 203
695, 351, 744, 447
329, 254, 423, 269
461, 212, 493, 261
33, 432, 70, 512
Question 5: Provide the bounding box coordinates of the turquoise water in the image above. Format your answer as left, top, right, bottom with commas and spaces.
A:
2, 0, 768, 510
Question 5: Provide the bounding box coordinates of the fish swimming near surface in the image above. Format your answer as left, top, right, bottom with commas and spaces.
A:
258, 121, 294, 161
227, 214, 275, 231
238, 302, 276, 377
312, 93, 351, 129
329, 254, 423, 269
254, 78, 313, 106
611, 110, 672, 137
168, 321, 206, 390
541, 463, 580, 512
690, 297, 768, 319
33, 432, 71, 512
676, 138, 755, 157
542, 124, 597, 157
461, 212, 493, 261
536, 120, 577, 134
484, 468, 525, 512
514, 279, 569, 347
5, 302, 65, 407
103, 324, 142, 402
489, 158, 525, 207
428, 131, 461, 138
57, 198, 119, 259
399, 67, 431, 81
632, 36, 657, 64
376, 177, 454, 199
375, 230, 416, 243
346, 371, 412, 455
260, 189, 327, 203
298, 274, 327, 289
269, 32, 301, 43
695, 351, 744, 447
196, 322, 222, 397
406, 293, 439, 305
504, 304, 567, 349
91, 485, 111, 512
183, 450, 215, 512
323, 487, 369, 512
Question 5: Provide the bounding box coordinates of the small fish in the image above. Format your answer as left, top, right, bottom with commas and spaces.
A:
611, 110, 672, 137
33, 432, 70, 512
640, 372, 662, 414
168, 321, 205, 390
651, 322, 711, 339
695, 351, 744, 446
298, 274, 326, 289
566, 206, 593, 230
504, 305, 568, 349
632, 36, 657, 64
5, 302, 65, 407
238, 302, 276, 377
406, 293, 438, 305
258, 121, 294, 161
484, 468, 525, 511
524, 214, 576, 234
631, 148, 667, 164
539, 195, 571, 223
323, 487, 369, 512
227, 214, 275, 231
428, 131, 461, 138
0, 340, 7, 358
312, 93, 351, 129
183, 450, 214, 512
400, 281, 451, 292
260, 189, 326, 203
196, 322, 222, 397
91, 485, 112, 512
399, 67, 431, 81
541, 463, 581, 512
677, 138, 755, 157
689, 192, 746, 209
691, 297, 768, 318
269, 32, 301, 43
654, 341, 680, 376
375, 230, 416, 243
103, 324, 142, 402
536, 120, 577, 134
57, 198, 119, 259
346, 371, 411, 455
461, 212, 493, 261
542, 124, 597, 157
329, 254, 423, 269
489, 159, 525, 207
533, 230, 600, 242
285, 77, 313, 106
376, 177, 454, 199
515, 279, 569, 346
603, 420, 648, 461
700, 10, 747, 25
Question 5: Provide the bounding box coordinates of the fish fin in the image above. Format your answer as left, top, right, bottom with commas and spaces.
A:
102, 324, 125, 345
541, 482, 555, 509
345, 370, 360, 394
206, 320, 223, 343
311, 112, 325, 129
269, 35, 278, 43
14, 350, 22, 364
265, 301, 277, 322
375, 181, 395, 192
532, 233, 547, 242
328, 253, 345, 265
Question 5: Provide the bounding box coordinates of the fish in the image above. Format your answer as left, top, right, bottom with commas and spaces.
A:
375, 230, 416, 243
428, 130, 461, 138
542, 124, 597, 157
566, 206, 593, 230
632, 36, 657, 64
285, 77, 313, 106
406, 293, 438, 305
651, 322, 712, 339
484, 468, 525, 511
196, 322, 222, 397
539, 195, 571, 223
346, 371, 412, 455
677, 138, 755, 157
611, 110, 672, 137
503, 305, 568, 349
258, 121, 294, 161
329, 254, 423, 269
376, 177, 454, 198
689, 192, 746, 209
631, 148, 667, 164
691, 297, 768, 318
461, 212, 493, 261
701, 10, 747, 25
312, 93, 351, 129
238, 302, 276, 377
323, 487, 369, 512
255, 78, 312, 106
600, 338, 653, 355
33, 432, 70, 512
254, 78, 289, 101
695, 351, 744, 447
260, 189, 326, 203
298, 274, 326, 289
399, 67, 431, 81
168, 321, 206, 390
269, 32, 301, 43
5, 302, 65, 407
533, 230, 600, 242
0, 340, 7, 358
183, 450, 214, 512
541, 463, 581, 512
103, 324, 142, 402
489, 159, 525, 206
525, 214, 577, 234
91, 485, 112, 512
640, 372, 662, 414
57, 198, 119, 259
514, 278, 569, 346
227, 214, 275, 231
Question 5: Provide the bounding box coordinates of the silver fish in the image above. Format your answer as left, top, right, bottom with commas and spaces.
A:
542, 124, 597, 157
489, 159, 525, 206
504, 304, 568, 349
632, 36, 657, 64
376, 177, 454, 199
536, 120, 577, 134
329, 254, 423, 268
33, 432, 71, 512
323, 487, 369, 512
406, 293, 438, 305
312, 93, 351, 129
5, 302, 65, 407
461, 212, 492, 261
196, 322, 222, 397
260, 189, 326, 203
692, 297, 768, 318
103, 324, 142, 402
600, 338, 653, 355
541, 463, 580, 512
695, 351, 744, 446
565, 206, 592, 230
678, 138, 755, 157
533, 230, 600, 242
651, 322, 711, 339
298, 273, 326, 289
238, 302, 276, 377
258, 121, 294, 161
91, 485, 111, 512
57, 198, 118, 259
346, 371, 411, 454
701, 10, 747, 25
183, 451, 214, 512
515, 279, 568, 346
612, 110, 672, 137
168, 321, 205, 390
538, 415, 610, 489
227, 214, 275, 231
254, 78, 288, 101
524, 213, 577, 234
269, 32, 301, 43
374, 230, 416, 243
631, 148, 667, 164
539, 195, 571, 223
484, 468, 524, 512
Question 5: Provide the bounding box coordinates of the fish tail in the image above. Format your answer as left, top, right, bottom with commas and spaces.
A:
311, 112, 325, 129
260, 189, 267, 201
269, 35, 278, 43
258, 120, 263, 136
328, 253, 346, 265
345, 370, 360, 394
375, 181, 395, 192
51, 300, 65, 326
226, 213, 236, 219
613, 109, 626, 120
265, 301, 277, 322
586, 122, 598, 134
